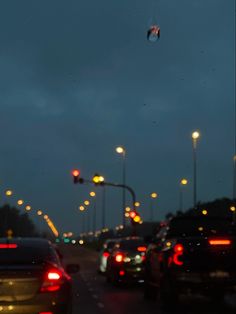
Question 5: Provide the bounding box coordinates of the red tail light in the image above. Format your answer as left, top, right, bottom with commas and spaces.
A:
0, 244, 18, 249
137, 246, 147, 252
171, 243, 184, 266
41, 268, 64, 293
174, 243, 184, 253
103, 251, 110, 258
209, 239, 231, 246
119, 270, 125, 276
114, 253, 124, 263
39, 312, 53, 314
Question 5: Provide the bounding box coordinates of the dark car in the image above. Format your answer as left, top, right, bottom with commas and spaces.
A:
106, 237, 147, 284
98, 238, 118, 274
144, 216, 236, 308
0, 237, 79, 314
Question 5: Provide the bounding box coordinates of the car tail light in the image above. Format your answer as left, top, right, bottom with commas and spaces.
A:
137, 246, 146, 252
39, 312, 53, 314
209, 239, 231, 246
40, 268, 64, 293
168, 243, 184, 266
103, 251, 110, 258
114, 253, 124, 263
119, 270, 125, 276
0, 244, 18, 249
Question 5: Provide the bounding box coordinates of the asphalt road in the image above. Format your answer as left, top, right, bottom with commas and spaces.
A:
60, 244, 236, 314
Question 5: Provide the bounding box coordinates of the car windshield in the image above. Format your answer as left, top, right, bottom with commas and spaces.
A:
168, 217, 235, 237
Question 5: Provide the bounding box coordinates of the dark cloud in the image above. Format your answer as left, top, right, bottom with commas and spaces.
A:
0, 0, 234, 233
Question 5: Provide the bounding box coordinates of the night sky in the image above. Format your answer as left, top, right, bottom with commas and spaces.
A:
0, 0, 235, 235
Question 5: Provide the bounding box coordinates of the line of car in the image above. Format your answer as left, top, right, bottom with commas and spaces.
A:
98, 215, 236, 309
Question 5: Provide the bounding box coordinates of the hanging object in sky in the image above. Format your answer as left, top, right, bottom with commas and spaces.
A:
147, 25, 160, 42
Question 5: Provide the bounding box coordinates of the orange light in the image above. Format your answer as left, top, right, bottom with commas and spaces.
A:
209, 239, 231, 246
115, 253, 124, 263
72, 169, 80, 177
129, 211, 136, 219
137, 246, 147, 252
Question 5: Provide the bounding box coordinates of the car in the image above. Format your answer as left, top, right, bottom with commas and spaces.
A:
144, 215, 236, 308
0, 237, 79, 314
106, 236, 147, 284
98, 238, 118, 274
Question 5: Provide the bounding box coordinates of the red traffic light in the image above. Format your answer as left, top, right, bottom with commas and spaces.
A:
129, 211, 137, 219
72, 169, 80, 177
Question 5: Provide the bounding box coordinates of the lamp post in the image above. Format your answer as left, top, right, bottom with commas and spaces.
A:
179, 178, 188, 211
90, 191, 97, 235
192, 131, 200, 208
150, 192, 158, 221
116, 146, 126, 226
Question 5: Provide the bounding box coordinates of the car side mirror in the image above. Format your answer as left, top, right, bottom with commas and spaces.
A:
66, 264, 80, 274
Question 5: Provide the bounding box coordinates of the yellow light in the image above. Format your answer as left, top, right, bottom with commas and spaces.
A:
125, 207, 131, 212
180, 179, 188, 185
37, 210, 43, 216
133, 215, 141, 223
90, 191, 96, 197
192, 131, 200, 140
202, 210, 208, 216
79, 240, 84, 245
230, 206, 236, 212
125, 212, 130, 218
135, 202, 140, 207
84, 200, 90, 206
25, 205, 31, 211
116, 146, 125, 154
151, 192, 158, 199
44, 215, 48, 220
99, 176, 105, 182
166, 241, 172, 247
79, 206, 85, 211
5, 190, 13, 196
17, 199, 24, 206
198, 227, 204, 231
139, 220, 143, 224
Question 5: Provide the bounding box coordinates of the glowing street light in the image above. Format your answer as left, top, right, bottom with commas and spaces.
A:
202, 209, 208, 216
150, 192, 158, 221
192, 130, 200, 208
115, 145, 126, 227
5, 190, 13, 196
84, 200, 90, 206
37, 210, 43, 216
179, 178, 188, 211
17, 199, 24, 206
151, 192, 158, 199
25, 205, 31, 211
79, 206, 85, 211
134, 201, 140, 207
90, 191, 96, 197
44, 214, 49, 220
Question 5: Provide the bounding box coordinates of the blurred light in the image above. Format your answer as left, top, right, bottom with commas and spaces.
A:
230, 206, 236, 212
116, 146, 125, 154
192, 131, 200, 140
72, 169, 80, 177
72, 240, 76, 244
99, 176, 105, 182
44, 215, 49, 220
119, 225, 124, 229
79, 206, 85, 211
37, 210, 43, 216
68, 232, 73, 237
198, 227, 204, 231
84, 200, 90, 206
133, 215, 141, 223
25, 205, 31, 211
17, 199, 24, 206
90, 191, 96, 197
5, 190, 13, 196
125, 212, 130, 218
202, 210, 208, 216
180, 179, 188, 185
150, 193, 158, 199
166, 241, 172, 247
79, 240, 84, 245
125, 207, 131, 212
134, 202, 140, 207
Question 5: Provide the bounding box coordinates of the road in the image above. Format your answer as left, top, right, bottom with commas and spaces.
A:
60, 244, 236, 314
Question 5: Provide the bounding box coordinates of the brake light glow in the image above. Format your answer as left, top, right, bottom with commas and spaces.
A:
174, 244, 184, 253
171, 243, 184, 266
103, 252, 110, 258
41, 269, 63, 293
48, 271, 61, 280
209, 239, 231, 246
137, 246, 146, 252
0, 244, 18, 249
119, 270, 125, 276
39, 312, 53, 314
115, 253, 124, 263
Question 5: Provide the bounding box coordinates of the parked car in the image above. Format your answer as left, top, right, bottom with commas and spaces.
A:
98, 238, 118, 274
144, 215, 236, 309
0, 237, 79, 314
106, 236, 147, 284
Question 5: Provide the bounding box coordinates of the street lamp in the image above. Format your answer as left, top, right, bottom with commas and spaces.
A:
115, 146, 126, 226
192, 130, 200, 208
5, 190, 13, 196
90, 191, 97, 236
84, 200, 90, 206
150, 192, 158, 221
25, 205, 32, 211
179, 178, 188, 211
17, 199, 24, 206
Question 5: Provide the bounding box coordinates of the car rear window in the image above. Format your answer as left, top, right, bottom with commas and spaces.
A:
168, 217, 235, 237
119, 239, 145, 250
0, 244, 59, 265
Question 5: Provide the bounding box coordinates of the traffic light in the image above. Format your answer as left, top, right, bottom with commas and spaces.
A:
72, 169, 84, 184
129, 211, 141, 225
92, 173, 105, 185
